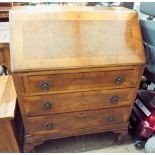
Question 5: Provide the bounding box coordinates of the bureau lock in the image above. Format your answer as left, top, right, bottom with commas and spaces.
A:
110, 96, 119, 104
107, 116, 115, 122
43, 102, 52, 110
115, 76, 124, 85
45, 123, 53, 130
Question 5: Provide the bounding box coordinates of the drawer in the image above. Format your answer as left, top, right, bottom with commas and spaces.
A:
25, 122, 129, 142
0, 50, 4, 64
23, 88, 135, 116
22, 69, 140, 95
26, 106, 130, 135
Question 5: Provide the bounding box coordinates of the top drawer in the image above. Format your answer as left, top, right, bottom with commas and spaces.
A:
22, 69, 140, 95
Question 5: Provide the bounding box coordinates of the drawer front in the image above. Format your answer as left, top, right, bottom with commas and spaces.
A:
26, 106, 130, 135
0, 50, 4, 64
22, 69, 140, 94
25, 122, 129, 142
23, 88, 135, 116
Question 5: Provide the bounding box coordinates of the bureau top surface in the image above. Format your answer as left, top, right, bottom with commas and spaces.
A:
10, 6, 145, 72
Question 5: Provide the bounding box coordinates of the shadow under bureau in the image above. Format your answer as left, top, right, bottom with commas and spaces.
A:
10, 6, 146, 152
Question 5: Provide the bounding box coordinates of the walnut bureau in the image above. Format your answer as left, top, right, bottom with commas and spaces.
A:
10, 6, 146, 152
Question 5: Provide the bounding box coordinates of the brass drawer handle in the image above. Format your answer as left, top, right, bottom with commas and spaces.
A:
107, 116, 115, 122
115, 76, 124, 85
40, 81, 50, 91
45, 123, 53, 130
43, 102, 52, 110
110, 96, 119, 104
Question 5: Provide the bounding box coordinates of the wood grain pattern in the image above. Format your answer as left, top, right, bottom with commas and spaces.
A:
0, 75, 19, 152
23, 88, 135, 116
26, 106, 130, 135
19, 65, 142, 76
22, 69, 140, 95
0, 76, 16, 119
0, 76, 8, 103
25, 122, 128, 142
10, 6, 146, 152
10, 6, 145, 72
0, 120, 19, 152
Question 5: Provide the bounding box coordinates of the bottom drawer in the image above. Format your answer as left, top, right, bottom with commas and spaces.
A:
25, 122, 128, 142
26, 106, 130, 135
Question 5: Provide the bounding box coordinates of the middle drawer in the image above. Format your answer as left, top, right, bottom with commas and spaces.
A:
22, 88, 135, 116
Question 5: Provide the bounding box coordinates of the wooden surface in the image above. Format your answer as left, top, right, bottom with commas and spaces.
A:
10, 6, 146, 152
23, 88, 135, 116
0, 75, 19, 153
10, 6, 145, 72
22, 68, 140, 95
26, 106, 130, 135
0, 120, 19, 152
0, 76, 16, 119
25, 122, 129, 142
0, 76, 8, 103
13, 66, 145, 152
